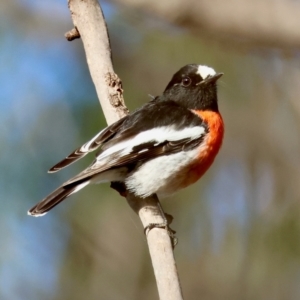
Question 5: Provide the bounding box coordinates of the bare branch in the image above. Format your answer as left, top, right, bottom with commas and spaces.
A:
68, 0, 128, 123
127, 193, 183, 299
113, 0, 300, 50
67, 0, 183, 299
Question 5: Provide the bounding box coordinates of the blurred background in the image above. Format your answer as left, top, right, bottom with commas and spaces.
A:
1, 0, 300, 299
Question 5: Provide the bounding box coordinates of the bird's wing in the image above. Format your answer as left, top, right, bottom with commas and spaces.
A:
63, 101, 208, 187
48, 116, 128, 173
28, 123, 205, 217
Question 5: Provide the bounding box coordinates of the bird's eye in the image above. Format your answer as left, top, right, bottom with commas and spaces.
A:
182, 77, 191, 87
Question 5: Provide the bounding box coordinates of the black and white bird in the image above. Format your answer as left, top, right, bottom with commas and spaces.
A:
28, 64, 224, 217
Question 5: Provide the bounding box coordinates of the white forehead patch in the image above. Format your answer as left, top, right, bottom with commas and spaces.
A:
197, 65, 216, 79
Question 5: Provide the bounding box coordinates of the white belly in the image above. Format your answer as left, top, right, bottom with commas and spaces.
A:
124, 148, 199, 198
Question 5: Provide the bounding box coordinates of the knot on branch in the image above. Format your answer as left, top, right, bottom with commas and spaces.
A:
105, 72, 129, 115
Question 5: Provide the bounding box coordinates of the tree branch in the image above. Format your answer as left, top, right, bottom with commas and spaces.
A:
67, 0, 183, 299
113, 0, 300, 50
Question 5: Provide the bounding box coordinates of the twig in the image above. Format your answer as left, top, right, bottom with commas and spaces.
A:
67, 0, 183, 299
65, 27, 80, 41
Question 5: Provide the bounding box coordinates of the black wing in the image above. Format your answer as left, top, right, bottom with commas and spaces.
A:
50, 99, 206, 179
62, 100, 207, 186
63, 134, 205, 187
48, 116, 128, 173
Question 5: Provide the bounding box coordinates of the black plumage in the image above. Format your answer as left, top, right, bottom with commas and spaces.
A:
28, 64, 223, 216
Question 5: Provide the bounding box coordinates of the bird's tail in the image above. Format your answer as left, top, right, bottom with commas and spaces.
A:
28, 181, 89, 217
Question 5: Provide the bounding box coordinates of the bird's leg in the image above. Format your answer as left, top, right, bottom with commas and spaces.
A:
110, 181, 128, 197
144, 201, 178, 248
111, 183, 178, 248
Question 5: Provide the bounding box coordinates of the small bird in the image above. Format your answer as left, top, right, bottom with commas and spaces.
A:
28, 64, 224, 217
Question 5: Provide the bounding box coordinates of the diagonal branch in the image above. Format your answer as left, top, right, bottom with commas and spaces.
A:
67, 0, 183, 299
112, 0, 300, 50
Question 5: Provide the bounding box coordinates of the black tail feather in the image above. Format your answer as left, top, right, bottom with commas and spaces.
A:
28, 185, 77, 217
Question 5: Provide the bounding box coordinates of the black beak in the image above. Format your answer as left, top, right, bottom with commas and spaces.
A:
198, 73, 223, 85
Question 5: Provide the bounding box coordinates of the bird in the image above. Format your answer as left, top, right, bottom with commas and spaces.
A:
28, 64, 224, 217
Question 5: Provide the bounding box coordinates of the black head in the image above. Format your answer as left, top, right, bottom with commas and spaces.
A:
163, 64, 223, 112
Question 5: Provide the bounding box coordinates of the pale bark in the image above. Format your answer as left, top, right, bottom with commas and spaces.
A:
67, 0, 183, 299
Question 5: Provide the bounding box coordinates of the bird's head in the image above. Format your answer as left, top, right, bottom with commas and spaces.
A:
163, 64, 223, 112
